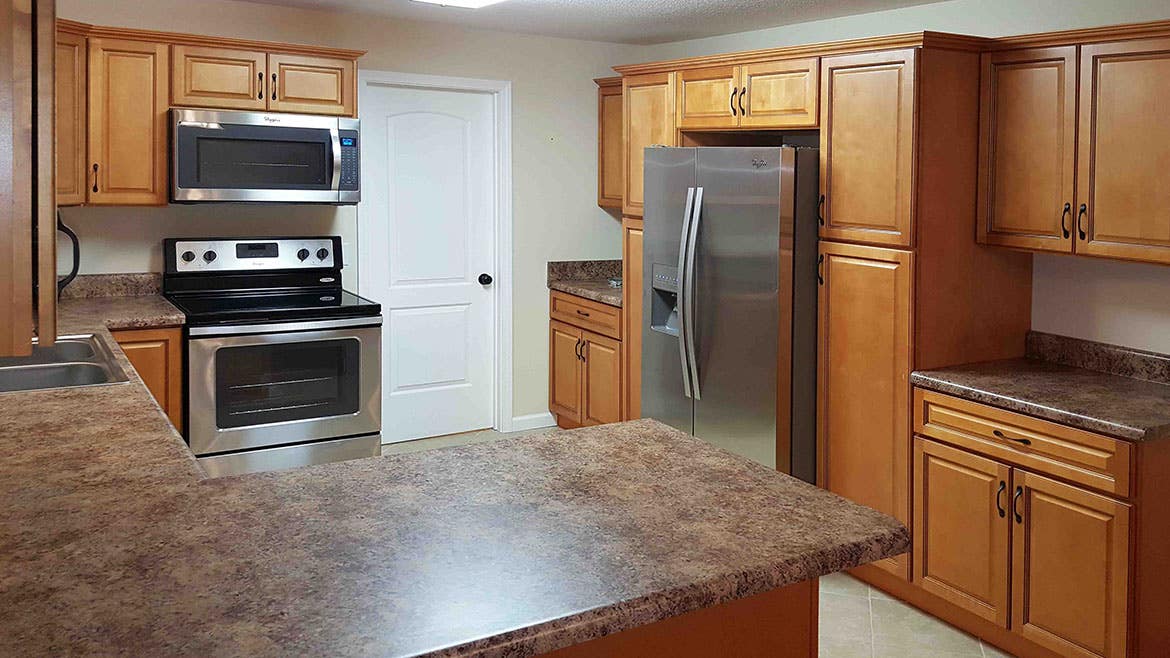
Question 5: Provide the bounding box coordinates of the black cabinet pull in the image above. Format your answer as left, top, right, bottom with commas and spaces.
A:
272, 72, 278, 101
739, 86, 746, 115
992, 429, 1032, 446
1013, 486, 1024, 523
91, 163, 98, 193
258, 72, 264, 99
817, 194, 825, 226
1060, 202, 1071, 239
574, 338, 582, 361
576, 309, 591, 317
729, 88, 737, 117
996, 481, 1006, 518
817, 254, 825, 285
1077, 203, 1088, 240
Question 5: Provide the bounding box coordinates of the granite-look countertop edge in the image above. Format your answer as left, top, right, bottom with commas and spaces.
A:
57, 294, 185, 331
549, 279, 623, 308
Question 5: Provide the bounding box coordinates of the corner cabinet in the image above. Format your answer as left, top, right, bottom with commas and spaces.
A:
622, 72, 676, 217
549, 293, 623, 428
595, 77, 623, 208
112, 327, 184, 431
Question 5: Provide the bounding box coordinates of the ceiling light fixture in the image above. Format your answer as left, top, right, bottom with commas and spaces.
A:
410, 0, 508, 8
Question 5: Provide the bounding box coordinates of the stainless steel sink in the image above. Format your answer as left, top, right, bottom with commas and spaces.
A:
0, 335, 129, 393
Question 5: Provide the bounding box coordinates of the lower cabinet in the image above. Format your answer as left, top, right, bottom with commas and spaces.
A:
111, 327, 184, 431
549, 312, 623, 429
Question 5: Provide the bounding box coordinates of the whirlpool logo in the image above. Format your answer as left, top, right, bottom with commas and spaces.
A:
263, 116, 282, 123
752, 158, 769, 169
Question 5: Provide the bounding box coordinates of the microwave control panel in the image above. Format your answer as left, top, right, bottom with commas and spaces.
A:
339, 129, 360, 192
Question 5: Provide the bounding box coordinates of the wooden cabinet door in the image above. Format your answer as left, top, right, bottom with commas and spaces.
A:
582, 330, 623, 426
818, 241, 912, 578
171, 45, 267, 111
112, 327, 183, 431
977, 47, 1077, 252
676, 66, 739, 129
549, 320, 584, 424
1076, 37, 1170, 264
597, 78, 624, 208
739, 57, 818, 128
268, 53, 354, 116
87, 38, 168, 205
1012, 471, 1130, 658
623, 73, 676, 217
819, 49, 917, 247
913, 438, 1011, 627
55, 29, 87, 206
622, 218, 643, 420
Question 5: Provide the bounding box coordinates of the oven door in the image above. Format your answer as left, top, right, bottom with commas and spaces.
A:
172, 108, 341, 203
187, 319, 381, 456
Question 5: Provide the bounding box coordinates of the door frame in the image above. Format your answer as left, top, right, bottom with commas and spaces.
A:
356, 69, 516, 433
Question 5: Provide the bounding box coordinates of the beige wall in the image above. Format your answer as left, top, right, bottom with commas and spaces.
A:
58, 0, 640, 422
642, 0, 1170, 355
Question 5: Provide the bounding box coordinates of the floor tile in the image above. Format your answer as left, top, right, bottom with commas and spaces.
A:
867, 585, 896, 601
821, 572, 870, 598
981, 641, 1017, 657
819, 592, 872, 657
870, 597, 983, 655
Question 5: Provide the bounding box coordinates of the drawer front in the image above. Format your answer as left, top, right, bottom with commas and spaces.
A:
914, 388, 1131, 497
550, 291, 622, 340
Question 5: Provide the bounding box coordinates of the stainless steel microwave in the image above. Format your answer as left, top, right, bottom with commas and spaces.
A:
171, 109, 360, 204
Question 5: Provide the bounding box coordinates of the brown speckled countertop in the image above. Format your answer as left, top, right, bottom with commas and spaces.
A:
547, 260, 622, 307
58, 294, 185, 331
1, 297, 907, 656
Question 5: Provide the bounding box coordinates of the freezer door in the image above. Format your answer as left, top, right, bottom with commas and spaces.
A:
692, 148, 782, 468
641, 147, 697, 434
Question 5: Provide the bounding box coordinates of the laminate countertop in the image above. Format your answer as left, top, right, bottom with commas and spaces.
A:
547, 260, 622, 307
1, 298, 907, 656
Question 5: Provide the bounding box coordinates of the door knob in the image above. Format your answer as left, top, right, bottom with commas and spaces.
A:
478, 273, 493, 285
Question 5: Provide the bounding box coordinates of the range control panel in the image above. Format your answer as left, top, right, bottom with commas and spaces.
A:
171, 238, 338, 273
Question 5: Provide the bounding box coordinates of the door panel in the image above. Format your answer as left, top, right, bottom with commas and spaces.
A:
55, 29, 87, 206
977, 47, 1077, 252
1012, 471, 1129, 658
1077, 37, 1170, 264
269, 53, 354, 116
913, 438, 1010, 626
598, 80, 623, 208
676, 66, 739, 129
739, 58, 818, 128
112, 328, 183, 431
171, 45, 267, 111
582, 330, 622, 426
818, 241, 912, 577
623, 218, 643, 420
88, 38, 168, 205
549, 320, 583, 423
359, 83, 496, 442
623, 73, 676, 217
820, 49, 916, 247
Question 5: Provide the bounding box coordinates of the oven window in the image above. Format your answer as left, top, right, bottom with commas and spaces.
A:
197, 137, 329, 187
215, 339, 360, 429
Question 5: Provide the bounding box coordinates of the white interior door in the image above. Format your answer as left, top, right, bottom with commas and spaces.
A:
359, 80, 497, 443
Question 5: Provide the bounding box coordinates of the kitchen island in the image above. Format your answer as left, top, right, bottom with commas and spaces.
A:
1, 305, 906, 656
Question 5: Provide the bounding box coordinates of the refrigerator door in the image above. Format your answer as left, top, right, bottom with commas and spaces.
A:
641, 147, 697, 434
692, 147, 783, 468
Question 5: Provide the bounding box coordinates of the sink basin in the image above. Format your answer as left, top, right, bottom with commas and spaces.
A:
0, 335, 129, 393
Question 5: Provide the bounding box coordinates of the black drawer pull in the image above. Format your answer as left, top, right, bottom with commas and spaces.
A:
576, 309, 591, 317
993, 429, 1031, 446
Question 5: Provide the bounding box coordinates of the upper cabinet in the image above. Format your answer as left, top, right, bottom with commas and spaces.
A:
623, 72, 676, 217
55, 28, 88, 206
172, 47, 355, 115
819, 49, 917, 247
267, 53, 355, 116
595, 77, 623, 209
676, 58, 818, 130
676, 65, 739, 129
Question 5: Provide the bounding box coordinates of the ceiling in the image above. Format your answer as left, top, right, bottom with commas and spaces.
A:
245, 0, 944, 45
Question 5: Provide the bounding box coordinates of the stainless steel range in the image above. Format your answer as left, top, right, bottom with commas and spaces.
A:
164, 236, 382, 477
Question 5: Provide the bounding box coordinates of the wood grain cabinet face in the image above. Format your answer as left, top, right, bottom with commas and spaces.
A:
87, 38, 169, 205
268, 53, 355, 116
597, 79, 623, 208
739, 58, 818, 129
623, 73, 676, 217
1077, 37, 1170, 264
112, 327, 183, 431
1012, 471, 1130, 658
676, 66, 739, 129
171, 45, 267, 110
549, 320, 584, 424
55, 30, 88, 206
977, 47, 1077, 252
819, 49, 917, 247
582, 330, 622, 426
622, 219, 643, 420
817, 241, 912, 578
913, 438, 1011, 627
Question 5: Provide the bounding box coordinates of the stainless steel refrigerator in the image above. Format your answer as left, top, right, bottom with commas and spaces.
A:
642, 146, 818, 482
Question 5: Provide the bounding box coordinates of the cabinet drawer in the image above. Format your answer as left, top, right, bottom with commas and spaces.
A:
550, 291, 622, 340
914, 388, 1131, 497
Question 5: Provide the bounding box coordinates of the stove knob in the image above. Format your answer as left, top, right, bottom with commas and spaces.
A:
203, 250, 217, 263
297, 248, 310, 261
180, 250, 196, 263
316, 248, 330, 261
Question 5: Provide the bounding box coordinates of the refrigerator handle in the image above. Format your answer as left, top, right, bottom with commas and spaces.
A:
676, 187, 696, 399
684, 186, 703, 400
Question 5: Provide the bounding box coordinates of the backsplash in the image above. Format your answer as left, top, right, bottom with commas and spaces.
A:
1027, 331, 1170, 386
59, 273, 162, 299
546, 259, 621, 286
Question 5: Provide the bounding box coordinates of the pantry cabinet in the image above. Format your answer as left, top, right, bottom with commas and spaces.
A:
595, 77, 623, 208
112, 327, 184, 431
549, 293, 623, 428
622, 72, 676, 217
55, 28, 88, 206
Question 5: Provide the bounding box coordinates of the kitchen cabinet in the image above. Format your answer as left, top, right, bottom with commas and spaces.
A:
819, 49, 916, 247
171, 44, 268, 111
622, 72, 676, 217
268, 53, 354, 116
55, 27, 88, 206
622, 217, 643, 420
676, 65, 739, 129
549, 319, 584, 423
977, 47, 1077, 253
549, 293, 623, 428
817, 240, 912, 578
112, 327, 184, 431
596, 77, 623, 208
581, 331, 622, 426
676, 58, 818, 131
88, 37, 169, 206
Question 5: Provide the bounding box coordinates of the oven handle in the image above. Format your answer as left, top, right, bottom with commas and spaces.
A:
330, 126, 342, 192
189, 316, 383, 337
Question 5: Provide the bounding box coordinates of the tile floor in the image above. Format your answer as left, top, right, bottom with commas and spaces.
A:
381, 428, 1015, 658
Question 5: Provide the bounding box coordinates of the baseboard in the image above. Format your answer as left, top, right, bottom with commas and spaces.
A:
508, 412, 556, 432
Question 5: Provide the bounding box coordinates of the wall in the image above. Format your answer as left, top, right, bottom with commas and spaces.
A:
57, 0, 640, 422
642, 0, 1170, 355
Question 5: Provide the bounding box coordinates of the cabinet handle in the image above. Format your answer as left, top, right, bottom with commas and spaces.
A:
258, 72, 264, 99
91, 163, 99, 193
739, 86, 746, 115
581, 340, 587, 363
574, 338, 582, 361
575, 309, 591, 318
730, 88, 737, 117
817, 254, 824, 285
1060, 202, 1071, 239
1013, 486, 1024, 524
817, 194, 825, 226
1077, 203, 1087, 240
272, 72, 278, 101
993, 429, 1032, 446
996, 481, 1006, 518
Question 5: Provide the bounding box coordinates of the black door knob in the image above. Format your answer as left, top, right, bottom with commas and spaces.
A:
478, 273, 493, 285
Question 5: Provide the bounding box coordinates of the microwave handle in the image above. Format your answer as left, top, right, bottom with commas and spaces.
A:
330, 126, 342, 192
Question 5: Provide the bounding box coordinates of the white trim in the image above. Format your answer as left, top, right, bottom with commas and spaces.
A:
510, 412, 557, 433
356, 69, 515, 434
